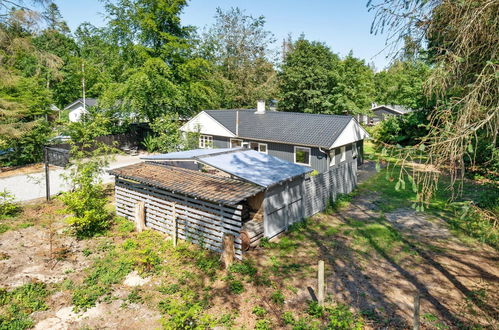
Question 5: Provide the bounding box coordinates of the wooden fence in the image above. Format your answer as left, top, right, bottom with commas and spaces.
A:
114, 178, 244, 259
303, 161, 358, 217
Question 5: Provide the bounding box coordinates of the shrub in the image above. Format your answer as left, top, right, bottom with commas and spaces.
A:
60, 160, 110, 238
325, 304, 364, 330
0, 189, 20, 217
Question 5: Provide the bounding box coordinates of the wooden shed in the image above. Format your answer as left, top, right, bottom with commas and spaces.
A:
110, 163, 263, 259
111, 148, 313, 258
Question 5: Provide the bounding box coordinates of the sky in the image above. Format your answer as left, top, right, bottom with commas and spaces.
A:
54, 0, 393, 70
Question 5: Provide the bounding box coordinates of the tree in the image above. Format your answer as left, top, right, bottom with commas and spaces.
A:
104, 0, 192, 60
278, 39, 340, 113
369, 0, 498, 202
101, 57, 183, 122
199, 7, 277, 108
0, 8, 59, 165
331, 52, 375, 115
374, 59, 431, 110
279, 39, 375, 115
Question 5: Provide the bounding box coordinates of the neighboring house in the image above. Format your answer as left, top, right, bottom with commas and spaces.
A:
64, 98, 98, 122
368, 104, 412, 125
180, 101, 369, 173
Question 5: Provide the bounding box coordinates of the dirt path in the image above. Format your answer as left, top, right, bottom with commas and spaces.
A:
319, 193, 499, 328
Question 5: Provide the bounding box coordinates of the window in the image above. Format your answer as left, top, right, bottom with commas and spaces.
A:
330, 149, 336, 166
258, 143, 267, 154
230, 138, 242, 148
340, 146, 346, 162
199, 135, 213, 149
294, 146, 311, 166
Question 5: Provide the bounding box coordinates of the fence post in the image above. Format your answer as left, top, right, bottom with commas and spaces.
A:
172, 203, 177, 247
318, 260, 325, 306
413, 292, 420, 330
222, 234, 235, 269
135, 201, 145, 232
44, 147, 50, 201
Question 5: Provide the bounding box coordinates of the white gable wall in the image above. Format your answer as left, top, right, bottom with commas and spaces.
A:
329, 119, 370, 149
180, 111, 235, 137
68, 105, 88, 122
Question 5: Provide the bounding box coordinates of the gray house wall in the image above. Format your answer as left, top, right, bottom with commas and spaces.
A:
263, 175, 306, 238
328, 141, 364, 168
207, 135, 330, 173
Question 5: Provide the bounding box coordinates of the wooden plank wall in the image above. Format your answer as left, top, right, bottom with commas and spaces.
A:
114, 178, 244, 259
303, 161, 358, 217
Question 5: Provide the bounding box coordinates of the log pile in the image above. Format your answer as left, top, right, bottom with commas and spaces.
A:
240, 219, 264, 251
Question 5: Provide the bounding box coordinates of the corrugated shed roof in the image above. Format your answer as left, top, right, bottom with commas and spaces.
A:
203, 109, 353, 148
141, 148, 312, 187
109, 162, 262, 205
199, 149, 312, 187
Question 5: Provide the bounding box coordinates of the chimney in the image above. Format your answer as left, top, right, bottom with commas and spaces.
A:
256, 100, 266, 114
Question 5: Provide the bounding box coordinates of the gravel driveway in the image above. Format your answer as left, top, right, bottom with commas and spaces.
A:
0, 154, 144, 202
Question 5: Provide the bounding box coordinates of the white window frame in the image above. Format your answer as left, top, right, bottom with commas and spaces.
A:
294, 146, 311, 166
352, 142, 358, 158
258, 143, 268, 154
340, 146, 346, 162
230, 138, 243, 148
199, 135, 213, 149
330, 149, 336, 166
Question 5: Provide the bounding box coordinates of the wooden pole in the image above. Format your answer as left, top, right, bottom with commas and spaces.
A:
135, 201, 145, 232
222, 234, 235, 269
318, 260, 325, 306
172, 203, 177, 247
44, 147, 50, 201
413, 293, 420, 330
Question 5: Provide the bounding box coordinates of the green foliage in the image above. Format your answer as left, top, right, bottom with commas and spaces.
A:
270, 290, 285, 305
278, 38, 374, 116
158, 296, 214, 329
374, 59, 432, 110
254, 319, 272, 330
324, 303, 364, 330
371, 109, 430, 146
227, 279, 244, 294
229, 260, 257, 277
0, 189, 20, 217
252, 306, 268, 318
0, 282, 49, 330
199, 7, 277, 108
146, 113, 182, 153
60, 159, 110, 238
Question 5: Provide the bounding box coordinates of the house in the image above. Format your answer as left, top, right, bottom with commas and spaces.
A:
111, 148, 313, 258
64, 98, 98, 122
180, 101, 369, 174
368, 104, 412, 125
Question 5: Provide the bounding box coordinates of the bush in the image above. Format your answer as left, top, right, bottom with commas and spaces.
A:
270, 290, 285, 305
0, 189, 19, 217
60, 160, 110, 238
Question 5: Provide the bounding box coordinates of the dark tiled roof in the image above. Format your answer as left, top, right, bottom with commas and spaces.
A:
109, 162, 262, 205
64, 98, 98, 110
204, 109, 353, 148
